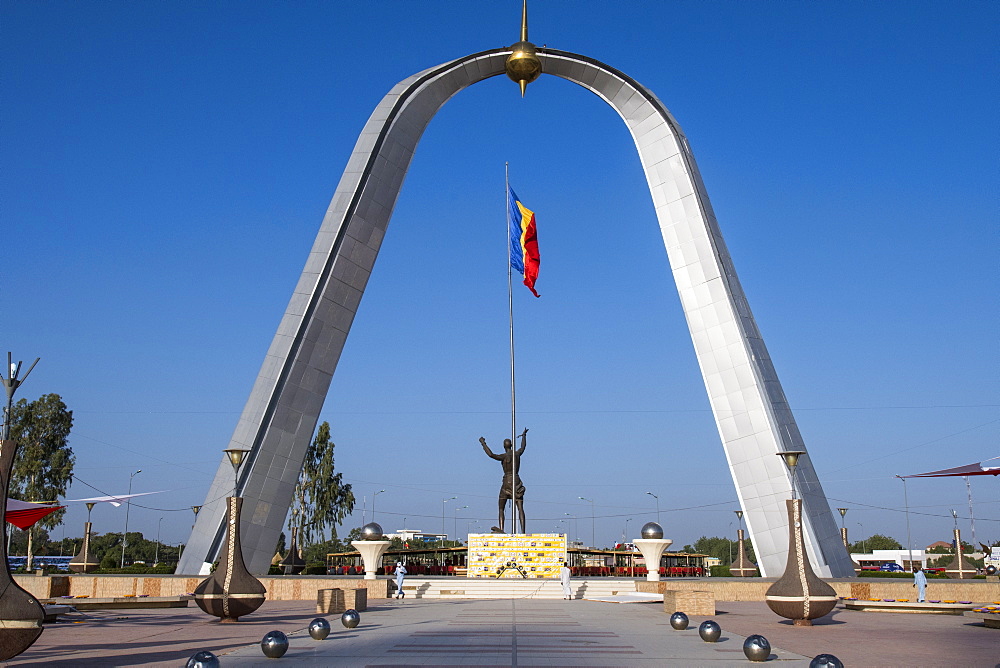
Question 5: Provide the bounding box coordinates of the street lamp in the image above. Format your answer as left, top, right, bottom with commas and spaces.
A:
857, 523, 866, 554
645, 492, 660, 524
372, 489, 386, 522
442, 497, 457, 536
624, 517, 632, 543
224, 448, 248, 478
454, 505, 468, 540
564, 513, 577, 543
1, 353, 39, 440
120, 469, 142, 568
579, 496, 595, 548
776, 451, 806, 499
728, 522, 734, 564
154, 517, 163, 565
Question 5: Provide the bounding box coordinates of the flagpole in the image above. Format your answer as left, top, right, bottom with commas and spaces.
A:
505, 161, 518, 535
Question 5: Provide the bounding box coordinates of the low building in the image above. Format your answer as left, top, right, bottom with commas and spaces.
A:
851, 549, 927, 571
384, 529, 448, 543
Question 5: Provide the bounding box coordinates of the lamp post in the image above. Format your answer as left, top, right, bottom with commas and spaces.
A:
454, 505, 468, 541
154, 517, 163, 565
193, 446, 265, 623
120, 469, 142, 568
563, 513, 576, 543
442, 497, 456, 536
837, 508, 848, 550
766, 450, 837, 625
372, 489, 386, 523
645, 492, 660, 524
0, 353, 45, 660
857, 523, 866, 554
728, 522, 734, 564
624, 517, 632, 544
579, 496, 595, 548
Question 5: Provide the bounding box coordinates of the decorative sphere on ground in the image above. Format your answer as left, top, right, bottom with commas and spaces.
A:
809, 654, 844, 668
640, 522, 664, 540
186, 651, 220, 668
743, 634, 771, 662
341, 609, 361, 629
669, 611, 689, 630
360, 522, 384, 540
698, 620, 721, 643
986, 565, 997, 576
308, 617, 331, 640
260, 631, 289, 658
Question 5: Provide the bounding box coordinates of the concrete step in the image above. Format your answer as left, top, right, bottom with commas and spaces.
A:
397, 578, 648, 599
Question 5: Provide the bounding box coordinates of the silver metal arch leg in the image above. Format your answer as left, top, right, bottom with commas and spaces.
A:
179, 47, 854, 579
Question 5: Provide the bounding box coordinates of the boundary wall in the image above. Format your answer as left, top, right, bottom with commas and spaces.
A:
14, 574, 389, 601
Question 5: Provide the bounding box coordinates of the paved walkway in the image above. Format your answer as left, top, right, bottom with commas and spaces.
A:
225, 598, 810, 667
3, 597, 997, 666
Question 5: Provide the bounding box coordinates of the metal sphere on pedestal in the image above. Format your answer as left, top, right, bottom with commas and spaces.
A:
698, 620, 721, 643
743, 634, 771, 662
809, 654, 844, 668
985, 565, 997, 576
640, 522, 664, 539
341, 608, 361, 628
186, 650, 221, 668
360, 522, 384, 540
260, 630, 289, 658
308, 617, 331, 640
669, 611, 689, 630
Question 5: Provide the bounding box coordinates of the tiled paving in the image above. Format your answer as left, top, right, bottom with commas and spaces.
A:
224, 598, 810, 666
5, 596, 998, 666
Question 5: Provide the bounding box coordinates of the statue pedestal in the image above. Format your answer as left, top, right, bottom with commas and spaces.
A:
351, 540, 390, 580
633, 538, 673, 581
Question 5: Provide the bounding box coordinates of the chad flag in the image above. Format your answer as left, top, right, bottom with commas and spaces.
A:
507, 185, 540, 297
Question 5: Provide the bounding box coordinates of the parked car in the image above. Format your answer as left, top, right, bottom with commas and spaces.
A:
879, 563, 904, 572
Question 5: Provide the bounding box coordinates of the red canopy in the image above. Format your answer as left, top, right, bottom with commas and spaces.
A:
901, 456, 1000, 478
5, 499, 64, 530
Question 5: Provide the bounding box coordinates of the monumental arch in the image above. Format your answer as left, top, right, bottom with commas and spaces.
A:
177, 47, 857, 579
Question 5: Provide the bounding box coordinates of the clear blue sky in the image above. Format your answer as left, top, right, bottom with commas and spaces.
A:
3, 1, 997, 553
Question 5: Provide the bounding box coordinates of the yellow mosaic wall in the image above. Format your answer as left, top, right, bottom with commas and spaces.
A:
467, 533, 567, 579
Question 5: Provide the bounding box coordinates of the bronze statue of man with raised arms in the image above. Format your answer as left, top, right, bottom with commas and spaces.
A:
479, 428, 527, 533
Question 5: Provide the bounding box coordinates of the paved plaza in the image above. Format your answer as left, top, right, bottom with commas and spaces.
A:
4, 595, 998, 667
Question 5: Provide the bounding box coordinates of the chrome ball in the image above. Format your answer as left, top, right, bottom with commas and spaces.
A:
641, 522, 664, 540
308, 617, 331, 640
985, 565, 997, 576
341, 608, 361, 629
669, 611, 689, 630
809, 655, 844, 668
186, 651, 220, 668
360, 522, 384, 540
260, 630, 289, 659
698, 620, 721, 643
743, 634, 771, 662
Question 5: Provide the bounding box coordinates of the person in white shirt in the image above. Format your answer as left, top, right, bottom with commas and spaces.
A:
913, 567, 927, 603
395, 561, 408, 599
560, 561, 572, 600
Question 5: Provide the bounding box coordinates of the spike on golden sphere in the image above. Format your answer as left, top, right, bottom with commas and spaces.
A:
505, 0, 541, 97
505, 41, 542, 97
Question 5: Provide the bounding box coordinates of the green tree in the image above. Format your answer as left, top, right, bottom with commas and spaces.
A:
849, 534, 902, 553
687, 536, 757, 566
9, 393, 75, 570
289, 422, 355, 545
